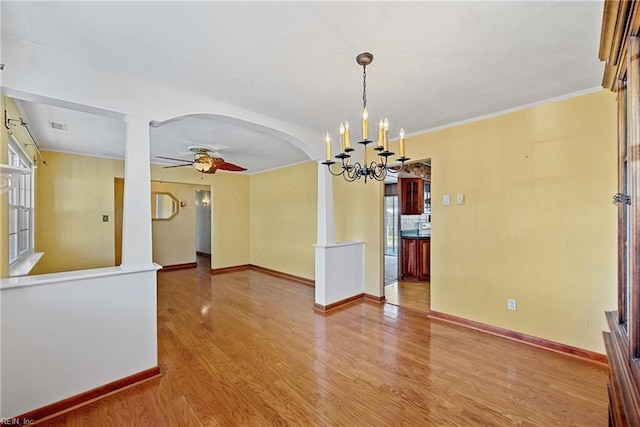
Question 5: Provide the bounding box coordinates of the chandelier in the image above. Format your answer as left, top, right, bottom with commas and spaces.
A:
323, 52, 409, 182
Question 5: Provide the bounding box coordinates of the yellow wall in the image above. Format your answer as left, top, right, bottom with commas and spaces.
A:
150, 181, 207, 267
34, 151, 124, 274
249, 161, 317, 279
150, 165, 250, 270
114, 178, 124, 265
374, 90, 617, 353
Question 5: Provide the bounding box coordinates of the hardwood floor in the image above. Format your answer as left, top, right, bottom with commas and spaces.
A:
385, 281, 430, 313
39, 262, 608, 426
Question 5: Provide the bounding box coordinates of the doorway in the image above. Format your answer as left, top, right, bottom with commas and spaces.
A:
383, 161, 431, 313
195, 189, 212, 267
384, 184, 399, 285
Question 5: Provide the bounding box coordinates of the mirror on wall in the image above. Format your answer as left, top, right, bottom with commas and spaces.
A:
152, 192, 179, 220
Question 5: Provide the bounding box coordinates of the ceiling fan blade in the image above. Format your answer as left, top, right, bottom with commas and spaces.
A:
216, 162, 247, 172
156, 156, 193, 163
163, 164, 192, 169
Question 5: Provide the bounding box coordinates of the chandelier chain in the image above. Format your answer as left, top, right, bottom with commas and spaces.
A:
362, 65, 367, 110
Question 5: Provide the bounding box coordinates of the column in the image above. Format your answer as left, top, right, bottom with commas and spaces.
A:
314, 162, 364, 309
121, 115, 153, 268
315, 161, 334, 306
316, 160, 335, 246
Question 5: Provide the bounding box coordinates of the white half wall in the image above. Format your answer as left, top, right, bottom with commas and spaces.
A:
0, 265, 159, 418
315, 241, 365, 306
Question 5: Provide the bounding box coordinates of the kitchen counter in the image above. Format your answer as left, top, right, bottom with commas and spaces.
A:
401, 230, 430, 239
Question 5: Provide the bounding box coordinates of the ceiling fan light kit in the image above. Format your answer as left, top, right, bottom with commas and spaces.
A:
193, 160, 211, 172
323, 52, 410, 183
157, 146, 247, 175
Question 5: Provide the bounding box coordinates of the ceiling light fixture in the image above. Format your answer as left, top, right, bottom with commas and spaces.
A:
323, 52, 409, 183
192, 158, 212, 172
192, 148, 213, 172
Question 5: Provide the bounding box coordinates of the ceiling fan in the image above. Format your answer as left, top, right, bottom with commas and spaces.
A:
157, 146, 247, 174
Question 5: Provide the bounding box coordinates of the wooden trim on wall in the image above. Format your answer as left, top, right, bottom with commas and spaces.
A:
428, 311, 607, 365
158, 262, 197, 272
210, 264, 251, 275
314, 293, 364, 313
600, 0, 634, 90
7, 367, 161, 426
364, 293, 386, 303
617, 78, 628, 326
605, 311, 640, 426
248, 265, 315, 287
211, 264, 315, 287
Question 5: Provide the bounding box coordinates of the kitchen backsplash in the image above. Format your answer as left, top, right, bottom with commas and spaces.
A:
401, 213, 430, 230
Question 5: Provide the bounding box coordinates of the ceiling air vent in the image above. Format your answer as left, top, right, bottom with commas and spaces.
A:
49, 121, 67, 131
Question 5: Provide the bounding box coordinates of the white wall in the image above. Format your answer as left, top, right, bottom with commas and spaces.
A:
315, 242, 364, 306
0, 266, 159, 418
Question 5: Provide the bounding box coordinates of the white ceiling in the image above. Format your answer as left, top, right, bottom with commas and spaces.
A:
1, 1, 605, 174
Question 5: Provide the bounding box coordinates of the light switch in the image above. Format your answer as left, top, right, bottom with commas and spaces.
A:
457, 194, 464, 205
443, 195, 450, 206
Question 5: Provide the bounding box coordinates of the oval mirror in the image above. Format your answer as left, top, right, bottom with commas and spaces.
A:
152, 192, 179, 220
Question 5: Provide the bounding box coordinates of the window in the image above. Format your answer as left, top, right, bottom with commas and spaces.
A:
7, 137, 33, 265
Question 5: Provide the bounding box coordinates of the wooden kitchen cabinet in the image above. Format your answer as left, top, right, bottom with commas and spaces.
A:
401, 238, 418, 278
417, 239, 430, 280
400, 178, 424, 215
401, 237, 430, 281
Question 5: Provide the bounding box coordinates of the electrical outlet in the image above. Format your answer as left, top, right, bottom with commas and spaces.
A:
507, 298, 517, 311
102, 215, 109, 222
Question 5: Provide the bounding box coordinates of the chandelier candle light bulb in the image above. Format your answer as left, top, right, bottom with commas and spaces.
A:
325, 132, 331, 161
383, 118, 390, 151
339, 122, 346, 152
378, 119, 384, 148
399, 128, 406, 157
344, 120, 351, 148
362, 108, 369, 140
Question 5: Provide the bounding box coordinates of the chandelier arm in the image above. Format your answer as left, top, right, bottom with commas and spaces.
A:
325, 162, 347, 177
343, 171, 360, 182
328, 168, 346, 177
371, 163, 387, 181
341, 156, 352, 170
378, 155, 388, 169
344, 162, 362, 182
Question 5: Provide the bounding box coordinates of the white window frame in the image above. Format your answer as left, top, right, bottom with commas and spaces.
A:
7, 136, 34, 266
